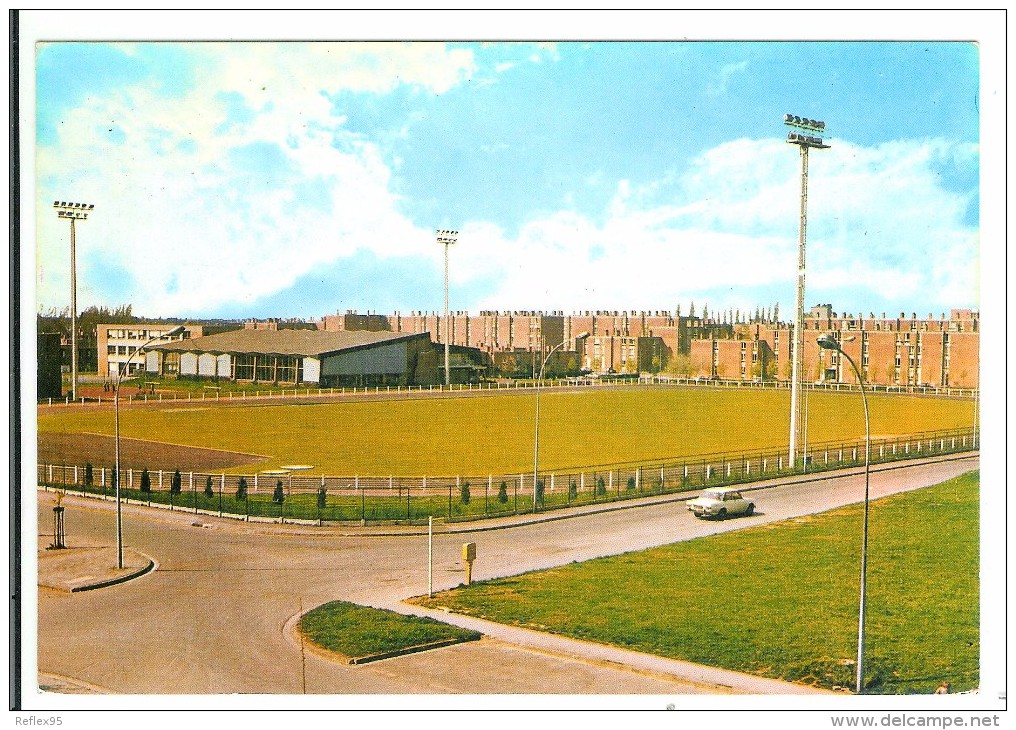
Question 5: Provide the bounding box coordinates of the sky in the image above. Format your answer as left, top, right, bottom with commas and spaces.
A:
29, 14, 985, 322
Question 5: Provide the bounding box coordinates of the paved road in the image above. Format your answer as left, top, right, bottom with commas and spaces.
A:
35, 455, 977, 696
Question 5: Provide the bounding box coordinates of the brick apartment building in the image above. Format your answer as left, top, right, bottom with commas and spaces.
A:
95, 305, 979, 389
317, 306, 979, 388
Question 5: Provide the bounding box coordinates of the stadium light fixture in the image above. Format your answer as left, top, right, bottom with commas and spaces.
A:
817, 333, 870, 695
783, 114, 830, 470
53, 200, 94, 402
112, 325, 185, 568
532, 332, 589, 513
436, 229, 458, 386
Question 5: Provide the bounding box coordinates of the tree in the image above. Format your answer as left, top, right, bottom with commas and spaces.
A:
236, 477, 248, 501
140, 468, 151, 493
317, 487, 327, 510
204, 476, 214, 499
84, 463, 93, 487
535, 480, 545, 507
568, 480, 577, 500
497, 481, 509, 504
170, 469, 182, 495
595, 476, 606, 496
460, 481, 471, 505
273, 480, 285, 504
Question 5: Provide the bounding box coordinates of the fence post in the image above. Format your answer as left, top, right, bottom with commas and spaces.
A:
219, 474, 224, 517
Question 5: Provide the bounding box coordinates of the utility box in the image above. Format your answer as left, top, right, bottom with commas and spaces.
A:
462, 542, 476, 585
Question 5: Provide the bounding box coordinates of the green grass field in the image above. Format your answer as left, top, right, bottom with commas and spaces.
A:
298, 600, 481, 662
38, 386, 974, 476
411, 471, 979, 694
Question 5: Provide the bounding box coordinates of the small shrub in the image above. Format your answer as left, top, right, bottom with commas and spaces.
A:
535, 480, 546, 506
317, 487, 327, 510
236, 477, 248, 501
170, 469, 182, 495
568, 480, 577, 500
273, 480, 285, 504
110, 468, 118, 489
497, 481, 509, 504
84, 463, 93, 487
140, 468, 151, 494
460, 481, 471, 505
626, 476, 636, 491
204, 476, 214, 499
595, 476, 606, 496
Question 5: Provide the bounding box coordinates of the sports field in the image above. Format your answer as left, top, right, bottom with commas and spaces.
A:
37, 386, 975, 476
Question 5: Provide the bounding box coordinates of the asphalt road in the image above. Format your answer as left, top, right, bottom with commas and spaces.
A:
35, 454, 977, 697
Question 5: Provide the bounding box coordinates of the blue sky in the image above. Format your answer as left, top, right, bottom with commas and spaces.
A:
32, 20, 984, 321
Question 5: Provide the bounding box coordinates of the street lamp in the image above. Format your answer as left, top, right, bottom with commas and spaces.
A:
817, 332, 870, 694
532, 332, 589, 513
784, 115, 830, 469
112, 325, 185, 568
436, 229, 458, 386
54, 200, 95, 402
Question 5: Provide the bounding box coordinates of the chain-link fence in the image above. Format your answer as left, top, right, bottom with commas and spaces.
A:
37, 427, 978, 525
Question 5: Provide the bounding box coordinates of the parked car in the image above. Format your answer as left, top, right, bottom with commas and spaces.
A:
687, 487, 755, 519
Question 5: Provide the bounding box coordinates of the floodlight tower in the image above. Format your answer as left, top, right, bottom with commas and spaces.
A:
54, 201, 95, 402
436, 229, 458, 386
784, 115, 829, 469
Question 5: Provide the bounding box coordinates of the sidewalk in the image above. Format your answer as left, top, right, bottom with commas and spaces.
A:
37, 540, 153, 593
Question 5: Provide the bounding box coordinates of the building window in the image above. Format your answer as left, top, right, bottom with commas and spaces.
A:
234, 354, 255, 380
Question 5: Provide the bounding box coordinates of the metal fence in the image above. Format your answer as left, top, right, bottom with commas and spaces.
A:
37, 427, 978, 526
39, 375, 979, 407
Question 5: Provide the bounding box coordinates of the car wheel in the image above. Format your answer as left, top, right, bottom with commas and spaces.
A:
745, 503, 755, 516
717, 508, 727, 519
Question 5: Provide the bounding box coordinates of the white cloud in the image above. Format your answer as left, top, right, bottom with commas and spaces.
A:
36, 43, 475, 315
708, 59, 749, 96
456, 137, 978, 313
36, 43, 977, 319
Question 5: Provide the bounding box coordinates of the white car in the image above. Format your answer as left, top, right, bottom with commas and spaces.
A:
687, 487, 755, 519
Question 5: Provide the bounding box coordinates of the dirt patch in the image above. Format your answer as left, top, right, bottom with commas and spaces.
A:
37, 432, 267, 472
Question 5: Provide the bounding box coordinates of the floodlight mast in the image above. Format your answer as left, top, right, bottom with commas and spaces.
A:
53, 201, 95, 402
783, 115, 830, 469
436, 229, 458, 386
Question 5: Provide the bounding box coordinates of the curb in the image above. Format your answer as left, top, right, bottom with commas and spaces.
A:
346, 634, 483, 665
67, 557, 156, 593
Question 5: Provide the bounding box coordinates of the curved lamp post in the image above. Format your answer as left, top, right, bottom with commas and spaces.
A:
532, 332, 589, 513
112, 325, 185, 568
816, 332, 870, 694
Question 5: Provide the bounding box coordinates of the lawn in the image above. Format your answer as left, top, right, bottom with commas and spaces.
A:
298, 600, 481, 662
37, 386, 975, 476
410, 471, 980, 694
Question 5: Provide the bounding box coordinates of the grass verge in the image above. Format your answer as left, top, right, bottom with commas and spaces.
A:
410, 471, 979, 694
298, 600, 481, 662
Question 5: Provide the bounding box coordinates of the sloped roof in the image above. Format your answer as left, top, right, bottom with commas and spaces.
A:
148, 328, 428, 357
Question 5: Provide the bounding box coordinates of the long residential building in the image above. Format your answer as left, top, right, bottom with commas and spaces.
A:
94, 305, 979, 389
320, 306, 980, 388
